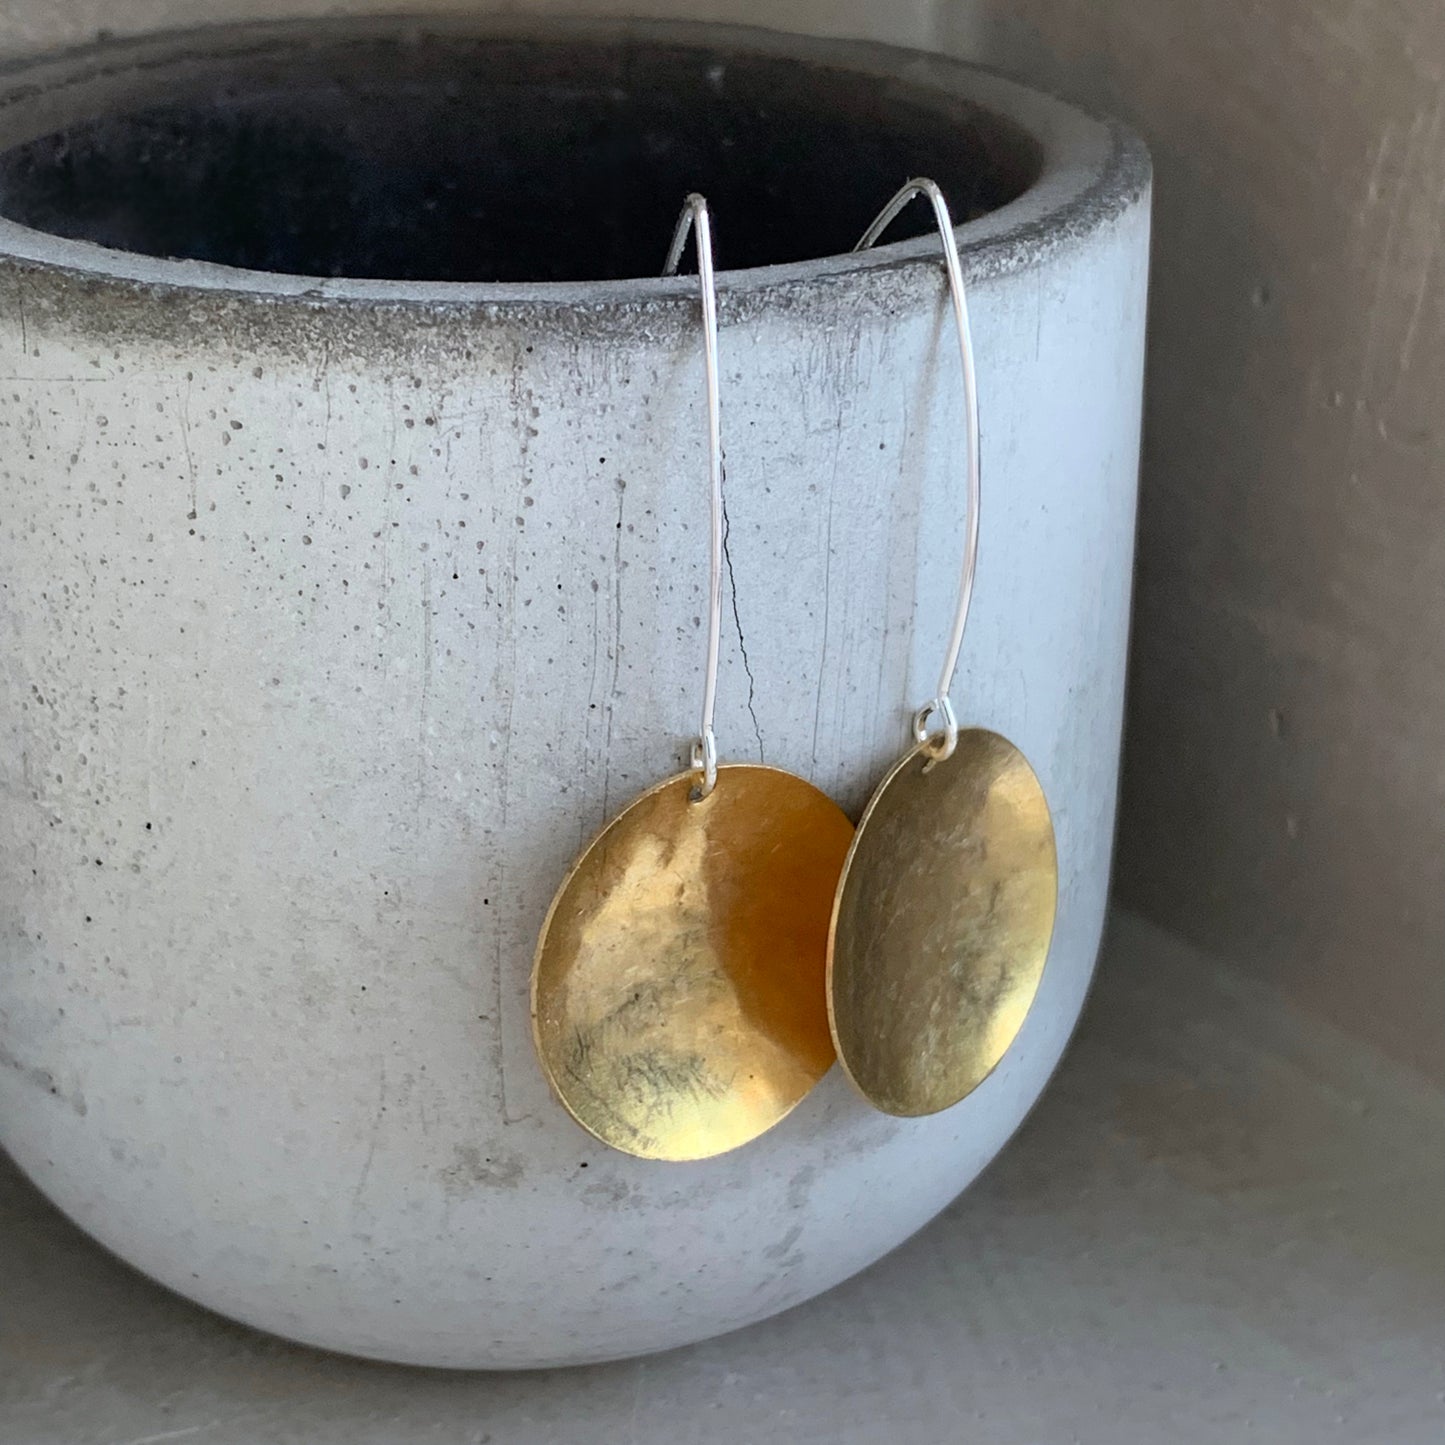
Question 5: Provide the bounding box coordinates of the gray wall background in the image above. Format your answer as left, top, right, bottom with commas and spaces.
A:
953, 2, 1445, 1087
1, 0, 1439, 1083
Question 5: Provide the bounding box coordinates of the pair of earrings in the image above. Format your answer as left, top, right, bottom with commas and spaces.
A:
530, 182, 1058, 1161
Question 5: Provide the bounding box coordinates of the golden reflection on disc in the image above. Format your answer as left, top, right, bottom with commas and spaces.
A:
531, 765, 854, 1161
827, 729, 1057, 1118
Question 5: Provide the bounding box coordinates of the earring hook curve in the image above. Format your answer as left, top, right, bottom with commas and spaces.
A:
855, 178, 979, 763
663, 194, 724, 799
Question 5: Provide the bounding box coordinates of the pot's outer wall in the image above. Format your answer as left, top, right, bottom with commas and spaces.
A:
0, 23, 1150, 1367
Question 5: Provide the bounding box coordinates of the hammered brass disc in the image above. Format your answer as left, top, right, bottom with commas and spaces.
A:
531, 765, 853, 1161
827, 728, 1057, 1117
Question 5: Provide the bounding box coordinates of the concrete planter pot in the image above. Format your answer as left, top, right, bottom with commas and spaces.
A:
0, 17, 1149, 1368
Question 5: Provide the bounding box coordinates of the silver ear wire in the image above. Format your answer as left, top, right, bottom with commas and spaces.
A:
856, 178, 978, 763
663, 194, 724, 800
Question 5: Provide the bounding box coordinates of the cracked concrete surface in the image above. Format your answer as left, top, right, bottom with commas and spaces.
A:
0, 17, 1149, 1366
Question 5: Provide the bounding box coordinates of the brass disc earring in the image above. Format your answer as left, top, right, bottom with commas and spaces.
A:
826, 179, 1059, 1119
531, 195, 854, 1162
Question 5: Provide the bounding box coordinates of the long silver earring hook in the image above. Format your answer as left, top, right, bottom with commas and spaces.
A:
855, 178, 978, 763
662, 193, 723, 799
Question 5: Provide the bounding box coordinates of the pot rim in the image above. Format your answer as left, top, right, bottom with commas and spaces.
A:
0, 15, 1150, 309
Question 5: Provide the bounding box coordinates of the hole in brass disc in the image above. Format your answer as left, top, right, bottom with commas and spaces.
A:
827, 728, 1057, 1118
532, 764, 853, 1161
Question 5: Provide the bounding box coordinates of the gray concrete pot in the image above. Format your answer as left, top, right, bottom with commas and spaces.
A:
0, 16, 1150, 1368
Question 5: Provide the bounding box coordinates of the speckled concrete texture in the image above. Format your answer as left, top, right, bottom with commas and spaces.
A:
0, 18, 1150, 1366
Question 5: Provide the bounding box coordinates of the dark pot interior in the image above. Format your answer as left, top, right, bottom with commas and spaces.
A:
0, 24, 1043, 283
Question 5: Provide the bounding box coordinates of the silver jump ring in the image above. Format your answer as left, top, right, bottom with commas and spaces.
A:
913, 697, 959, 762
690, 728, 718, 801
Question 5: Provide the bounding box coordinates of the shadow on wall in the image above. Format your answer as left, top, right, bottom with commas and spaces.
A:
943, 0, 1445, 1086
